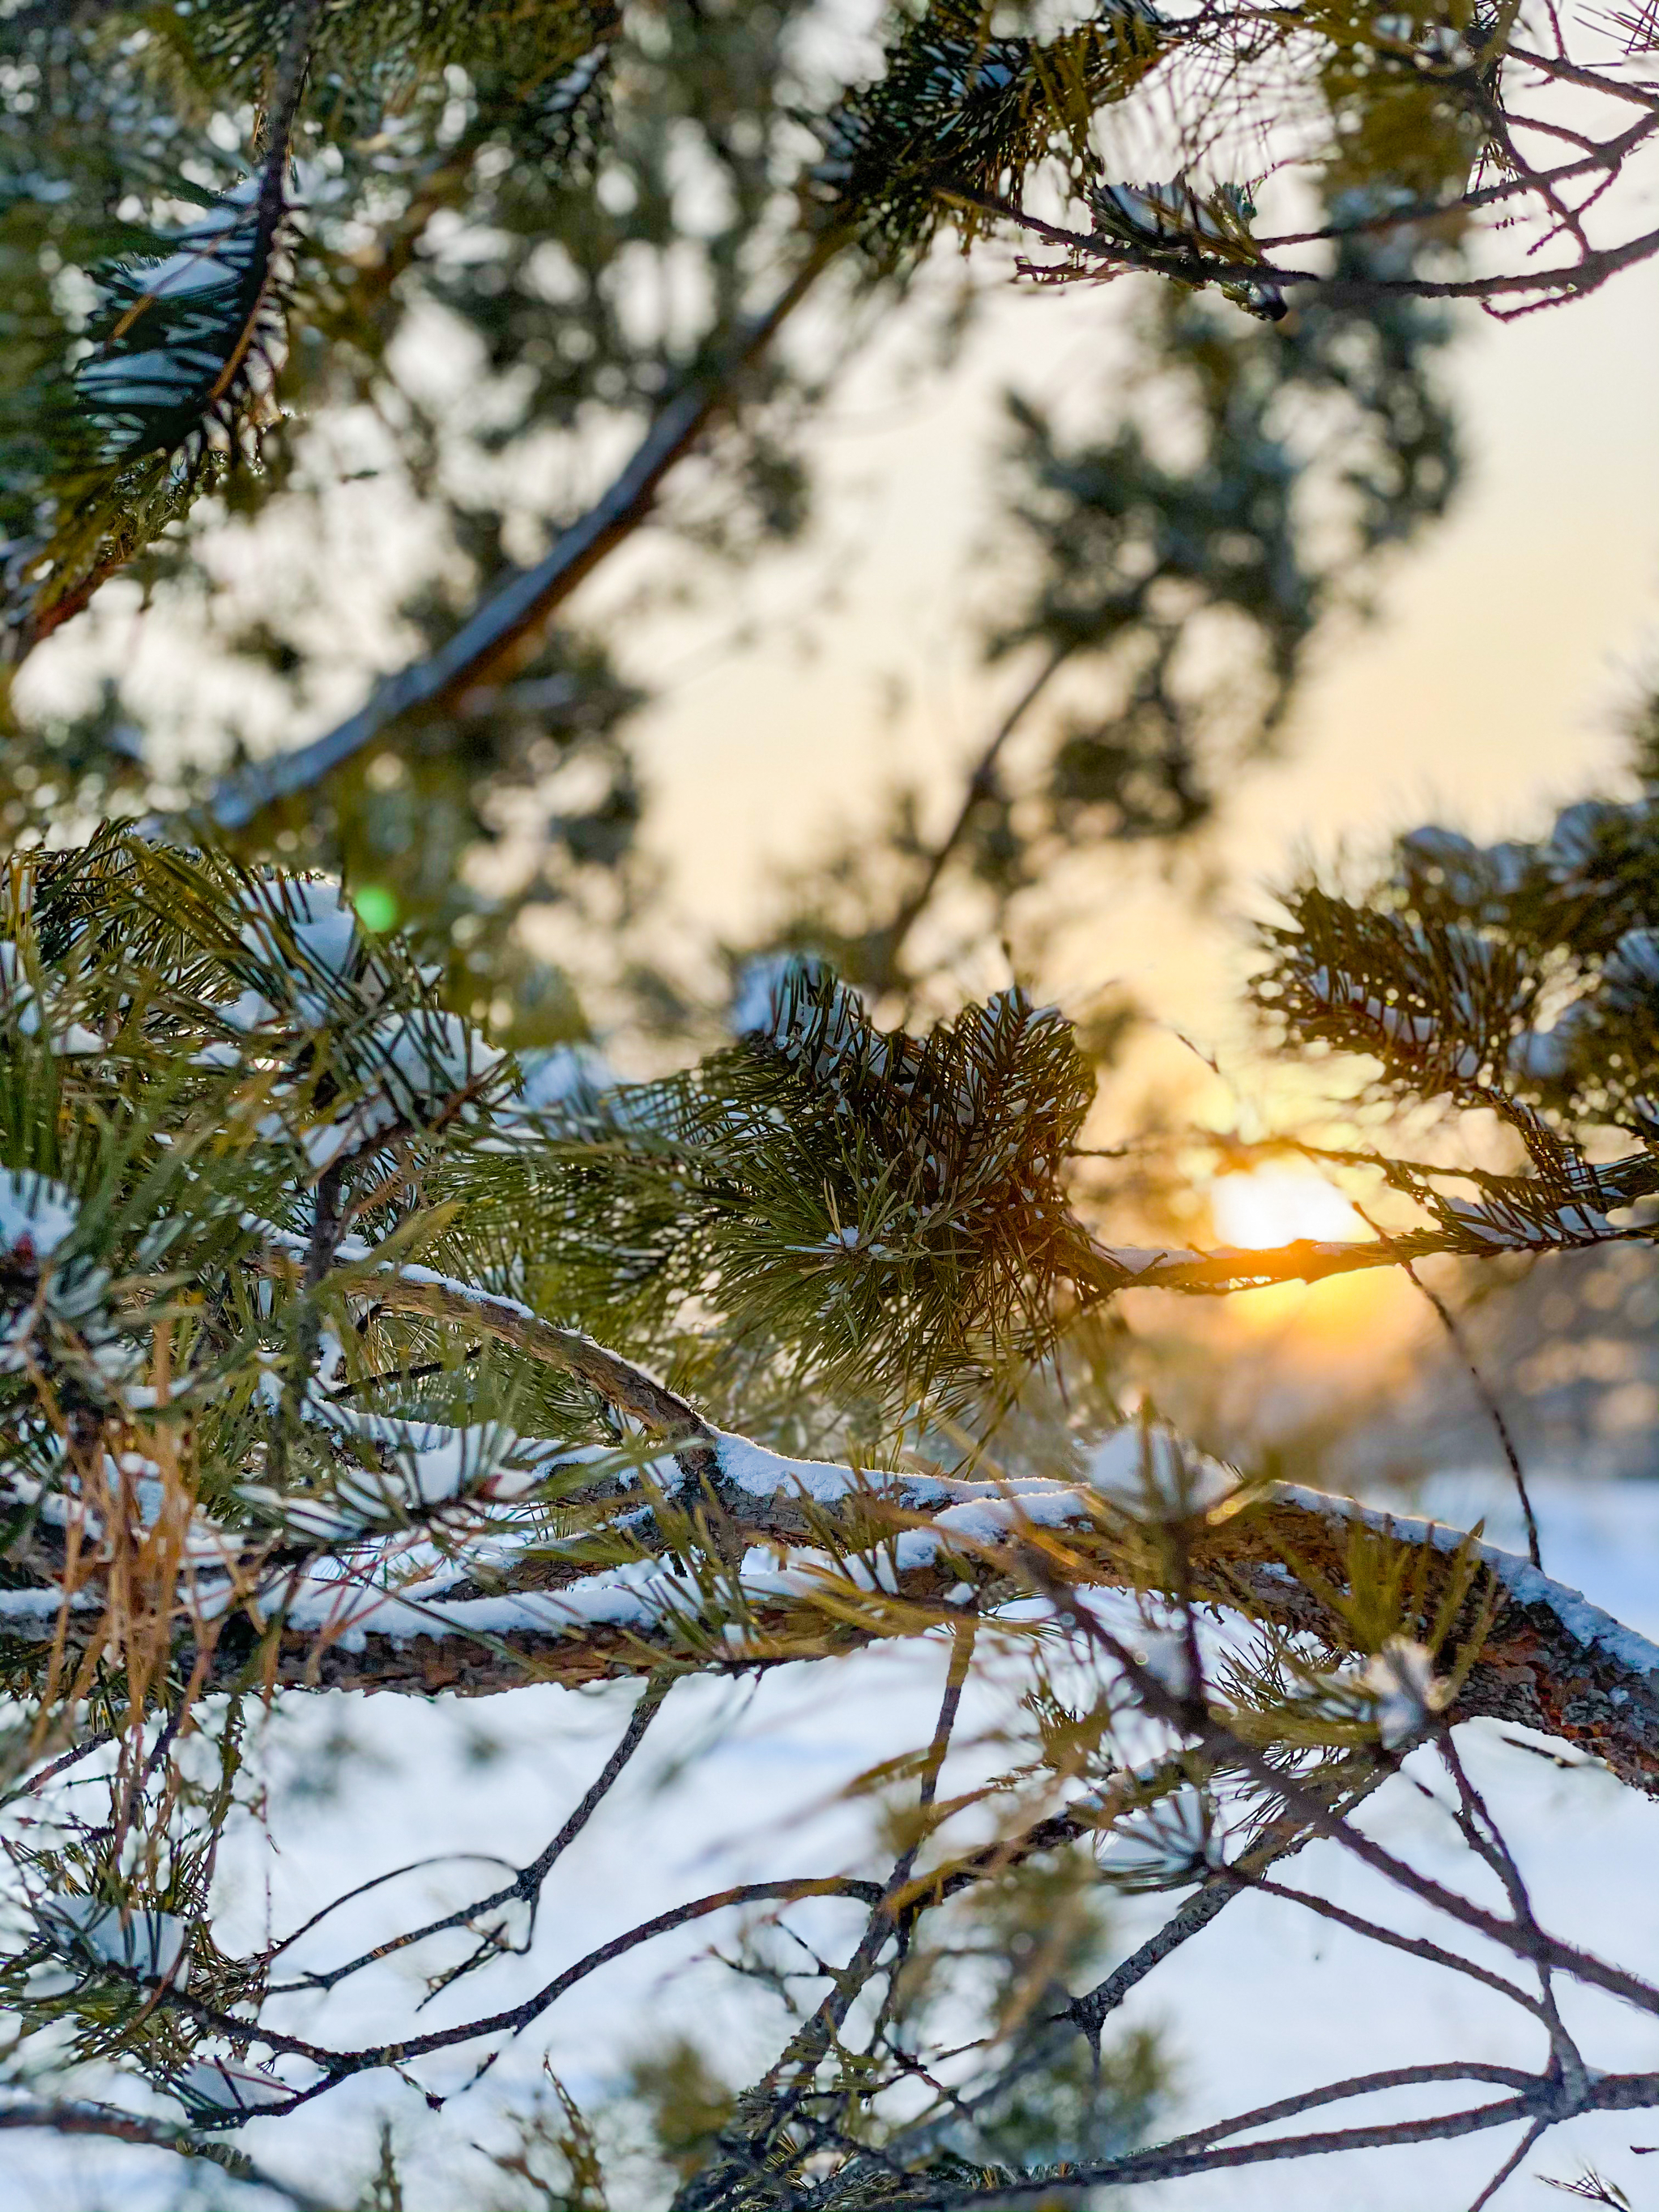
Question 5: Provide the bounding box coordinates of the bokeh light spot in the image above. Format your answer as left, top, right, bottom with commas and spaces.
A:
353, 884, 399, 933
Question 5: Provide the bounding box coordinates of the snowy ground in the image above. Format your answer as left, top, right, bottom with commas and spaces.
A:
11, 1472, 1659, 2212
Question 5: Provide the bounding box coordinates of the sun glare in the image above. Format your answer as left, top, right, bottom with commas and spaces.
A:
1209, 1167, 1367, 1251
1203, 1168, 1417, 1351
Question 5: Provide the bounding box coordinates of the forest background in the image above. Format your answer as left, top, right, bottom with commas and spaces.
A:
4, 2, 1659, 2206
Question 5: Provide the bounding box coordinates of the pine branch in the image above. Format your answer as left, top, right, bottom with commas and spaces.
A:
11, 1445, 1640, 1790
249, 1212, 709, 1435
1042, 1563, 1659, 2020
1089, 1197, 1659, 1295
945, 181, 1659, 315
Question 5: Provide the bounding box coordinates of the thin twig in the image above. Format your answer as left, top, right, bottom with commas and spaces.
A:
1467, 2114, 1550, 2210
1245, 1871, 1549, 2022
273, 1669, 674, 1993
1394, 1244, 1541, 1570
676, 1620, 979, 2208
940, 181, 1659, 310
1035, 1567, 1659, 2018
0, 2098, 345, 2211
873, 645, 1070, 993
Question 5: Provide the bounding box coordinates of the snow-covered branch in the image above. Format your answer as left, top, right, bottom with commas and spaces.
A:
1092, 1186, 1657, 1296
255, 1217, 709, 1439
15, 1416, 1643, 1793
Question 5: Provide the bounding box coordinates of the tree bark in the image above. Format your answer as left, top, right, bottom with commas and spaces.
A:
136, 1466, 1659, 1798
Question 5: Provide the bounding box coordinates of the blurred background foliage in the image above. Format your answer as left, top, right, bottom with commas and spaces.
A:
2, 0, 1461, 1057
0, 0, 1653, 1598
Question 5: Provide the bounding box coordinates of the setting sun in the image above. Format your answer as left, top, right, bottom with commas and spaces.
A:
1209, 1167, 1368, 1251
1203, 1167, 1414, 1351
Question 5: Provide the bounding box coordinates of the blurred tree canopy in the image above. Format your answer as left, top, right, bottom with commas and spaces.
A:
1, 17, 1659, 2206
5, 0, 1650, 1035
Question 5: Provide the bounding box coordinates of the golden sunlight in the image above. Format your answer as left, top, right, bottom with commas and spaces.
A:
1209, 1167, 1367, 1251
1205, 1168, 1414, 1354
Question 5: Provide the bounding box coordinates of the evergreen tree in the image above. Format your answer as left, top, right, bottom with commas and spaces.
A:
2, 6, 1659, 2209
0, 785, 1653, 2204
2, 0, 1647, 1023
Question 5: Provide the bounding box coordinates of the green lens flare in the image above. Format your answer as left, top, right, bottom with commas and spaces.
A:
352, 884, 399, 933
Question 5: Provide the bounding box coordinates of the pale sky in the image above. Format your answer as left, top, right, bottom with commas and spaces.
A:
619, 246, 1659, 1060
18, 197, 1658, 1087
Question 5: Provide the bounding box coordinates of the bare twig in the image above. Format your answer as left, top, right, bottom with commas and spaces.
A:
1394, 1246, 1541, 1570
271, 1670, 673, 1993
1467, 2115, 1550, 2210
672, 1620, 979, 2209
871, 644, 1071, 994
940, 182, 1659, 313
0, 2097, 346, 2211
1043, 1574, 1659, 2022
1243, 1871, 1550, 2022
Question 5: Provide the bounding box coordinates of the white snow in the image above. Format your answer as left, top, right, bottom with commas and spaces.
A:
238, 877, 360, 981
276, 1552, 700, 1647
216, 987, 279, 1032
36, 1898, 190, 1988
0, 945, 101, 1054
1358, 1639, 1452, 1750
507, 1042, 617, 1119
175, 2059, 296, 2116
1277, 1482, 1659, 1685
730, 951, 820, 1041
301, 1010, 504, 1170
0, 1170, 79, 1266
8, 1464, 1659, 2212
0, 1588, 97, 1626
1083, 1425, 1237, 1511
1094, 1782, 1218, 1888
715, 1432, 885, 1506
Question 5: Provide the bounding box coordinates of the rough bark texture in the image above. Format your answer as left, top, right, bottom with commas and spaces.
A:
136, 1475, 1659, 1796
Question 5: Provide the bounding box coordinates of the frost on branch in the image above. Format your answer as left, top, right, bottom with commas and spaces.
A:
1, 830, 1659, 2196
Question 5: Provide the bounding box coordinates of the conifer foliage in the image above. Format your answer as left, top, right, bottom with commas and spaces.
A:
0, 812, 1656, 2204
522, 958, 1105, 1426
1252, 766, 1659, 1261
2, 0, 1654, 660
2, 6, 1659, 2209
